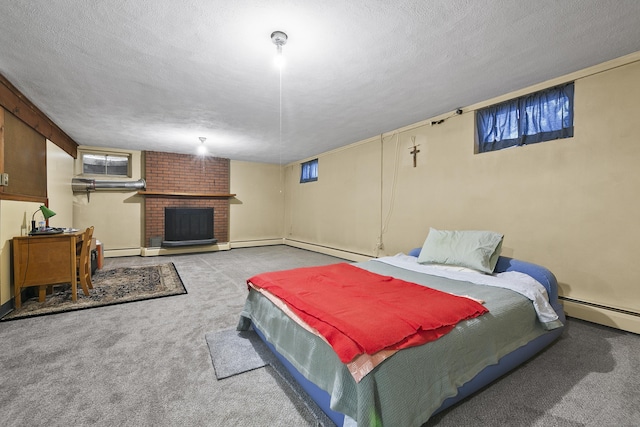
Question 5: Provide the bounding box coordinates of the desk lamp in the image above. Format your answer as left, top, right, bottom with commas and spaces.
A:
31, 205, 56, 232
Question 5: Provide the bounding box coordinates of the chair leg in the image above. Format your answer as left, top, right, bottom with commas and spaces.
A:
78, 277, 90, 296
78, 264, 90, 296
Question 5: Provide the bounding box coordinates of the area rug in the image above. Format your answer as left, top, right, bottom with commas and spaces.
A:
1, 263, 186, 321
205, 328, 335, 426
206, 329, 276, 379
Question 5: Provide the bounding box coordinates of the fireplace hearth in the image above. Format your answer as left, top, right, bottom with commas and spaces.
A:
162, 207, 217, 247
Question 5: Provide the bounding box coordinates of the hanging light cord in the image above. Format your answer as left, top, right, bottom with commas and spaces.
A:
271, 31, 288, 193
279, 62, 283, 192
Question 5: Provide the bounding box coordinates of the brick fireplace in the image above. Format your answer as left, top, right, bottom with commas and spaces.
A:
143, 151, 231, 247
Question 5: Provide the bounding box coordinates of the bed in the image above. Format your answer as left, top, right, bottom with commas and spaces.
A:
238, 230, 565, 426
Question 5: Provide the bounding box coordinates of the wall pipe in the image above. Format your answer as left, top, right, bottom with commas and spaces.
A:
72, 178, 146, 201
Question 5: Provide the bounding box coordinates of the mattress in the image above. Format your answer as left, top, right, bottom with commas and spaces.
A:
239, 255, 564, 426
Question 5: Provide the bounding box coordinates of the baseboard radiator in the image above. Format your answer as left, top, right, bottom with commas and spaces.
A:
560, 297, 640, 334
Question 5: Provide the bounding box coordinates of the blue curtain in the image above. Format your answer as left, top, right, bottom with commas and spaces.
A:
300, 159, 318, 183
477, 99, 520, 152
477, 83, 574, 153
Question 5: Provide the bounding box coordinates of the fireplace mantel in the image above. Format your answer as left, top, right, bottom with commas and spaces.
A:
137, 191, 236, 198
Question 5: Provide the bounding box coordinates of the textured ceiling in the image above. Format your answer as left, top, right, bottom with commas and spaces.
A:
1, 1, 639, 164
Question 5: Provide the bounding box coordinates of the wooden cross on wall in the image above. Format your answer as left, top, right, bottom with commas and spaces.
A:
409, 138, 420, 167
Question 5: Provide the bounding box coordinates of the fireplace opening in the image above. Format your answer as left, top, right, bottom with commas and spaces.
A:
162, 207, 217, 247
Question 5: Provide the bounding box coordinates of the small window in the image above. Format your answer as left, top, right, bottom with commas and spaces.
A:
476, 82, 574, 153
82, 152, 130, 177
300, 159, 318, 183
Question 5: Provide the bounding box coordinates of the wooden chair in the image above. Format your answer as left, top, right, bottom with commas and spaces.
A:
76, 226, 94, 296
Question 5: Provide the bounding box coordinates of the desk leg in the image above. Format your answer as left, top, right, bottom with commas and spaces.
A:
14, 283, 22, 309
70, 236, 78, 302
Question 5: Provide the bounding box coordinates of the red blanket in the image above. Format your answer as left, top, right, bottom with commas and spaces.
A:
248, 263, 488, 363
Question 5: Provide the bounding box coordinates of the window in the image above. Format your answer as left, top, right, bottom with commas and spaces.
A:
81, 152, 130, 177
476, 82, 574, 153
300, 159, 318, 183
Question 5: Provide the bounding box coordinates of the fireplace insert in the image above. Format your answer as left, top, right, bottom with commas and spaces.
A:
162, 207, 217, 247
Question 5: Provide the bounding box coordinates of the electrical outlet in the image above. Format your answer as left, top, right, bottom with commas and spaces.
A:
0, 173, 8, 186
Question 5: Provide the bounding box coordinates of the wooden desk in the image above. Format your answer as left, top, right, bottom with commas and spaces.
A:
12, 230, 84, 309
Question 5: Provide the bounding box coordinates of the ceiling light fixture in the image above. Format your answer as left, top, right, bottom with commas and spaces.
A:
197, 136, 207, 155
271, 30, 288, 69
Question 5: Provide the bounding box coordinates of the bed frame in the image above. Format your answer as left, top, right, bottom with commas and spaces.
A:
253, 254, 566, 426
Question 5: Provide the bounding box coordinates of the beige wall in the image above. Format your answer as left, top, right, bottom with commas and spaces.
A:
284, 54, 640, 333
284, 141, 382, 256
70, 154, 287, 255
73, 154, 284, 256
230, 160, 284, 245
47, 140, 74, 227
0, 200, 39, 305
72, 146, 144, 256
0, 141, 74, 306
4, 54, 637, 332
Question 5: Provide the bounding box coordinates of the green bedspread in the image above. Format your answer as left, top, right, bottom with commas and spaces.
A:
239, 260, 549, 426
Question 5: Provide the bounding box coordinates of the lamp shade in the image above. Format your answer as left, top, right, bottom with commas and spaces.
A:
31, 205, 57, 232
39, 205, 56, 220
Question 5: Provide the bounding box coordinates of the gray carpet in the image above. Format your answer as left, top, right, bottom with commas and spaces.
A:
206, 328, 335, 426
425, 318, 640, 426
0, 245, 638, 427
0, 246, 344, 427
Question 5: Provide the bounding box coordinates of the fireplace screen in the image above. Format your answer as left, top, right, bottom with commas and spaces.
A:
163, 207, 216, 247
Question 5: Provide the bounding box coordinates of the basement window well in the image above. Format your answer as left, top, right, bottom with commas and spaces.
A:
81, 152, 131, 177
